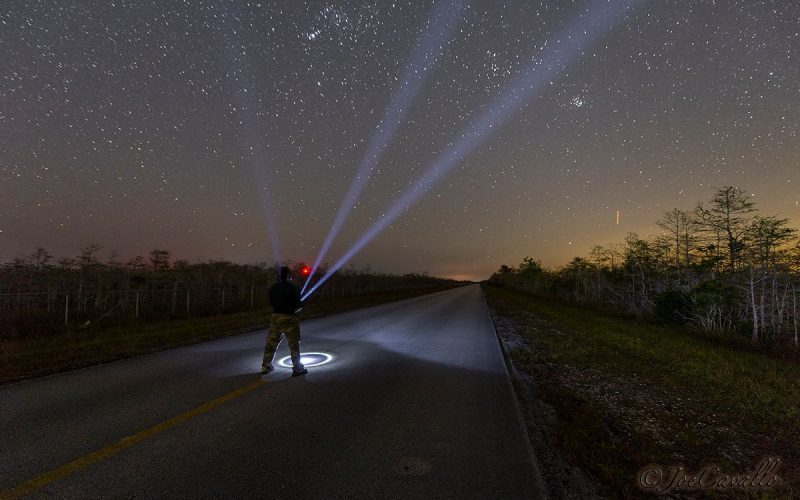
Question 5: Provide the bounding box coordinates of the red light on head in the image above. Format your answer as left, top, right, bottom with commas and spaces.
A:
301, 266, 310, 276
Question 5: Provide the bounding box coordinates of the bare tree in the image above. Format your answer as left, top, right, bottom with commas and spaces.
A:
77, 244, 102, 312
656, 208, 700, 269
695, 186, 757, 272
589, 243, 623, 270
149, 249, 171, 271
744, 215, 798, 341
29, 247, 53, 270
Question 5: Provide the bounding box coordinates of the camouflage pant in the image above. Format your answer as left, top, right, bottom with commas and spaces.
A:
262, 313, 304, 371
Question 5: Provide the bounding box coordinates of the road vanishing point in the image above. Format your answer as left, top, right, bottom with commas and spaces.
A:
2, 285, 545, 499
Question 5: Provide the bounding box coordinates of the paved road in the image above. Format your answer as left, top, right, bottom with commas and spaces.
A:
1, 285, 544, 499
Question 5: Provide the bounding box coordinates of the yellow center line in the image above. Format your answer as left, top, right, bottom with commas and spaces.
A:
2, 378, 266, 499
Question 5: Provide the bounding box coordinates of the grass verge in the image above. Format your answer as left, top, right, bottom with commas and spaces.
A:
483, 285, 798, 499
1, 286, 455, 385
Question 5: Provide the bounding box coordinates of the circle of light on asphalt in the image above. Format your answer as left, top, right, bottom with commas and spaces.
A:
278, 352, 332, 368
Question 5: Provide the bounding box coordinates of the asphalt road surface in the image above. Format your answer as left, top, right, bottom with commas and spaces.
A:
2, 284, 545, 499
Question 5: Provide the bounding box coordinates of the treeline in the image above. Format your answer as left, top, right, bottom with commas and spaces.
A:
489, 186, 800, 346
1, 245, 452, 338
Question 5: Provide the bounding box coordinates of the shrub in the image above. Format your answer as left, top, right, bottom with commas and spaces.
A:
652, 289, 692, 324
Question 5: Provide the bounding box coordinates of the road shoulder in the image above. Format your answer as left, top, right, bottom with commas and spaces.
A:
483, 287, 604, 500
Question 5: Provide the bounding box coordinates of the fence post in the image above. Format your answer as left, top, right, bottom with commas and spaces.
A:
135, 291, 139, 320
250, 284, 254, 309
65, 294, 70, 326
221, 289, 226, 311
186, 289, 190, 316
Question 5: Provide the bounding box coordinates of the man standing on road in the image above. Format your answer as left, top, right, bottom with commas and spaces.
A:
261, 266, 308, 376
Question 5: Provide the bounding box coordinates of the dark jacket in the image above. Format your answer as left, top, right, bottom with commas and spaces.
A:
269, 281, 303, 315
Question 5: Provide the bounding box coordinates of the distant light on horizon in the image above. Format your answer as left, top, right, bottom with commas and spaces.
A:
444, 274, 481, 282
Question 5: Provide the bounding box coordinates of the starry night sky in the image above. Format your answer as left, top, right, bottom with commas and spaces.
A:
2, 0, 799, 281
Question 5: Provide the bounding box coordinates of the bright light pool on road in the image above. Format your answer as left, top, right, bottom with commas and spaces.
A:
278, 352, 333, 368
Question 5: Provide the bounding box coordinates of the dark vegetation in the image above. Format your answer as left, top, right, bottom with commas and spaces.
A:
485, 186, 800, 497
489, 186, 800, 351
1, 246, 454, 339
484, 285, 798, 499
0, 247, 462, 383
